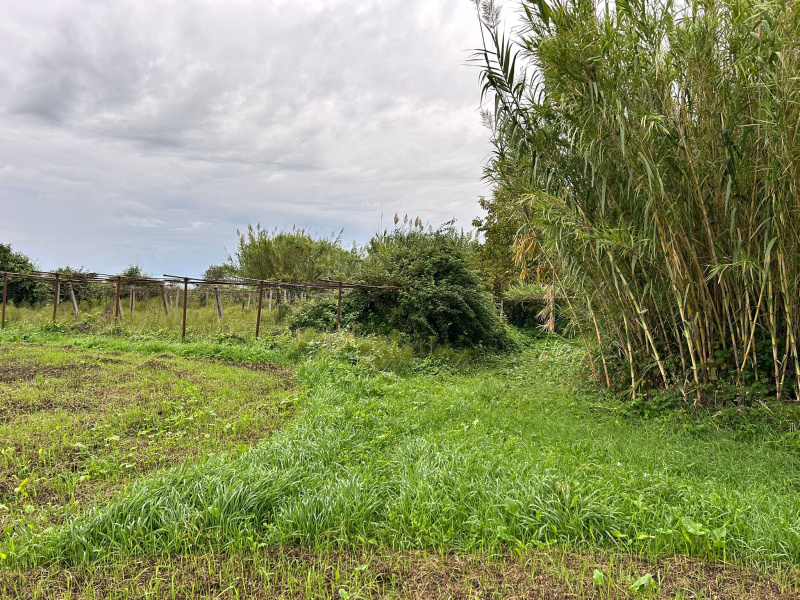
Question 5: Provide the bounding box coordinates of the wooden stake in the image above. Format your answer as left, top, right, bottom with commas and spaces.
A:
68, 282, 79, 315
52, 272, 60, 322
1, 272, 7, 329
129, 286, 135, 313
214, 286, 223, 321
269, 288, 273, 311
114, 277, 121, 322
336, 282, 343, 332
255, 282, 264, 339
161, 285, 170, 315
181, 278, 188, 341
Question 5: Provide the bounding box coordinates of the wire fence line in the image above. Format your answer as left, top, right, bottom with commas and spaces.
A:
0, 270, 399, 340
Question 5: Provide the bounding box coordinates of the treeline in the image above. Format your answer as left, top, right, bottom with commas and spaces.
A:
475, 0, 800, 401
0, 247, 163, 308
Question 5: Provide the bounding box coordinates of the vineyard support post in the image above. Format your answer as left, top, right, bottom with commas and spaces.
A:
214, 286, 223, 321
1, 272, 7, 329
255, 282, 264, 339
161, 285, 170, 315
114, 277, 121, 322
181, 278, 188, 341
336, 282, 343, 332
52, 272, 60, 322
68, 282, 79, 315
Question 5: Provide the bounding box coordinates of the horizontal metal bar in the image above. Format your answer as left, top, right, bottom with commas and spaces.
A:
1, 270, 399, 292
317, 278, 401, 290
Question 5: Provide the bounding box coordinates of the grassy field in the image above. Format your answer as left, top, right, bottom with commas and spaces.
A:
1, 325, 799, 598
0, 342, 294, 535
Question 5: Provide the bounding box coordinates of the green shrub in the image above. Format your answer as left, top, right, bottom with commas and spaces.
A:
288, 296, 340, 332
346, 226, 514, 350
0, 243, 50, 306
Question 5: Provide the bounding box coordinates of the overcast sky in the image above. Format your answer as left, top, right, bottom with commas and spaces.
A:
0, 0, 499, 276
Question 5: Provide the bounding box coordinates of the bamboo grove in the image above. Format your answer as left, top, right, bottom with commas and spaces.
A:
477, 0, 800, 401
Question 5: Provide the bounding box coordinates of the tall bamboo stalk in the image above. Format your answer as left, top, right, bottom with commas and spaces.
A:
477, 0, 800, 401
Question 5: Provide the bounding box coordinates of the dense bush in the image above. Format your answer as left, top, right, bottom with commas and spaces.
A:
345, 225, 514, 350
0, 243, 49, 306
288, 295, 339, 332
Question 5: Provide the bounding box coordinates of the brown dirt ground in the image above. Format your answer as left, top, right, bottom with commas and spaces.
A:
1, 547, 798, 599
0, 361, 98, 385
213, 360, 295, 381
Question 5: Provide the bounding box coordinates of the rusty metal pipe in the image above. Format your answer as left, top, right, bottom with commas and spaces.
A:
181, 278, 188, 341
255, 281, 264, 339
1, 272, 7, 329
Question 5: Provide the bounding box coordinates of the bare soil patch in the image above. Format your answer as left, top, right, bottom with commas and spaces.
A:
2, 547, 796, 599
0, 361, 97, 385
139, 359, 174, 371
214, 360, 294, 383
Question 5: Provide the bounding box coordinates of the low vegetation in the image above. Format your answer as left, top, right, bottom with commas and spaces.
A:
0, 342, 293, 534
0, 325, 798, 597
2, 296, 292, 342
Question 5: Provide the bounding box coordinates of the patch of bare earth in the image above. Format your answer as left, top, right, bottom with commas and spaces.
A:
213, 360, 295, 382
0, 361, 97, 385
2, 548, 797, 599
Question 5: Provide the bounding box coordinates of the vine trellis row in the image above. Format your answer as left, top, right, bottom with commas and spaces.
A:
0, 270, 400, 340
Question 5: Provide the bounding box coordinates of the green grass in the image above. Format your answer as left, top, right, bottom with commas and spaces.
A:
0, 342, 294, 534
0, 324, 798, 597
3, 332, 800, 567
1, 294, 309, 342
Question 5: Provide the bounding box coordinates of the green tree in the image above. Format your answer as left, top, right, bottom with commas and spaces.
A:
202, 264, 235, 281
473, 190, 544, 296
120, 264, 147, 278
0, 243, 48, 305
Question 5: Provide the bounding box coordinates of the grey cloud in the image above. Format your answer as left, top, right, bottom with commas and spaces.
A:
0, 0, 499, 276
